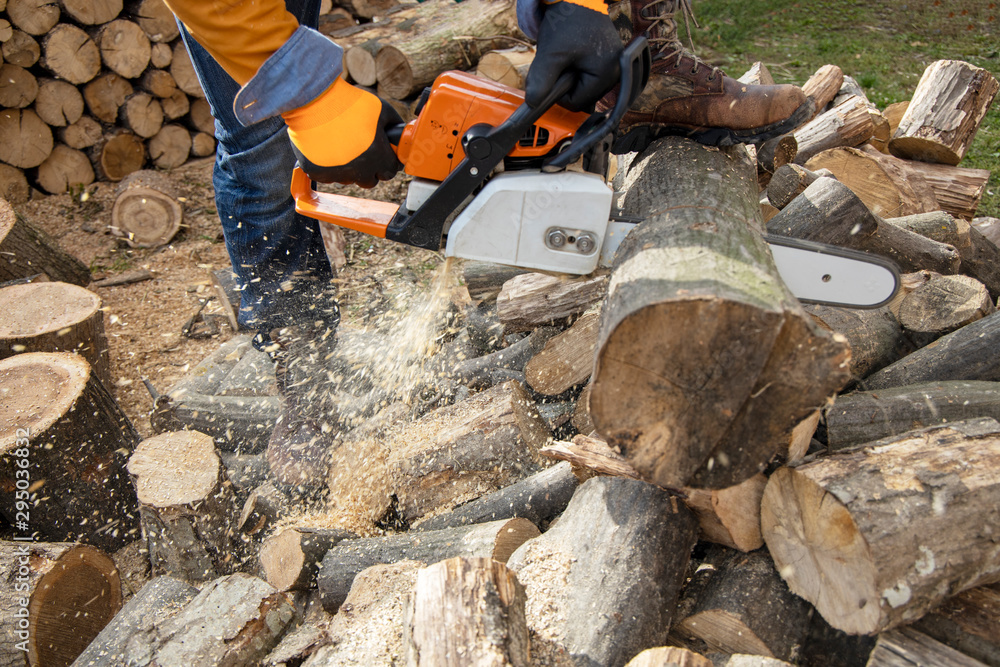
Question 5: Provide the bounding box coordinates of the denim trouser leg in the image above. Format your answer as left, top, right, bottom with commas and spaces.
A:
177, 0, 335, 334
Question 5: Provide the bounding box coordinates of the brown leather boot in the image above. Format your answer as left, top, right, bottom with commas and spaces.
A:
601, 0, 814, 150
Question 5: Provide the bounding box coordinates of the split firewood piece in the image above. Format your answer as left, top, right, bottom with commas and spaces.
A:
883, 100, 909, 135
792, 96, 874, 165
683, 474, 768, 552
898, 274, 993, 337
804, 304, 904, 381
41, 24, 101, 85
787, 410, 820, 463
0, 281, 111, 387
37, 144, 95, 195
804, 146, 939, 218
524, 309, 599, 395
148, 123, 191, 169
765, 164, 833, 209
61, 0, 123, 24
476, 46, 535, 89
0, 61, 38, 108
0, 163, 29, 204
129, 573, 295, 666
90, 129, 145, 181
767, 176, 960, 274
412, 461, 578, 532
133, 0, 180, 42
301, 561, 423, 666
669, 547, 812, 661
71, 576, 199, 667
0, 108, 53, 169
593, 136, 850, 490
889, 60, 999, 166
405, 557, 529, 666
387, 380, 550, 522
497, 272, 607, 333
508, 475, 699, 667
259, 526, 356, 592
867, 106, 892, 153
120, 92, 164, 139
0, 542, 122, 667
238, 482, 289, 535
762, 418, 1000, 635
317, 517, 540, 612
35, 78, 83, 127
126, 430, 246, 583
626, 647, 713, 667
738, 61, 775, 86
866, 626, 987, 667
374, 0, 520, 99
0, 197, 90, 285
170, 40, 204, 98
862, 311, 1000, 390
83, 72, 133, 123
0, 352, 139, 550
911, 583, 1000, 666
800, 64, 844, 118
7, 0, 60, 35
110, 168, 182, 248
824, 380, 1000, 451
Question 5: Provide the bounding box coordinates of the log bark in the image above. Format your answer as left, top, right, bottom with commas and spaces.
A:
0, 198, 90, 285
132, 0, 179, 42
861, 311, 1000, 390
412, 461, 578, 532
669, 546, 812, 661
97, 19, 151, 79
60, 0, 122, 24
507, 475, 699, 667
898, 274, 993, 336
259, 526, 356, 592
497, 272, 607, 333
0, 163, 29, 204
41, 24, 101, 85
792, 96, 874, 164
170, 39, 204, 98
0, 63, 36, 108
237, 482, 288, 536
6, 0, 60, 35
404, 557, 530, 667
804, 146, 940, 218
475, 46, 535, 89
37, 144, 96, 195
0, 542, 122, 667
762, 418, 1000, 635
70, 576, 199, 667
147, 123, 190, 169
804, 304, 905, 381
59, 115, 102, 150
35, 78, 84, 127
524, 309, 599, 395
0, 108, 53, 169
866, 626, 987, 667
120, 92, 163, 138
2, 29, 39, 67
119, 573, 295, 666
374, 0, 520, 99
83, 72, 134, 123
766, 164, 832, 209
766, 176, 960, 275
463, 261, 529, 303
90, 129, 145, 181
110, 168, 182, 247
0, 281, 111, 386
317, 517, 540, 612
0, 352, 139, 550
755, 134, 798, 189
593, 137, 850, 490
126, 430, 246, 583
911, 583, 1000, 667
800, 64, 844, 118
387, 379, 551, 521
889, 60, 999, 166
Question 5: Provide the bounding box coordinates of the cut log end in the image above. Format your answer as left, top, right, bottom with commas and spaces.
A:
111, 179, 182, 248
127, 430, 220, 506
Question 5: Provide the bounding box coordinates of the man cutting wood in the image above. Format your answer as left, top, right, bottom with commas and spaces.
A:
162, 0, 813, 490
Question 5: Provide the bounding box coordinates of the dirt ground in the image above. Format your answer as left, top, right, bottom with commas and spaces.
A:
15, 159, 436, 438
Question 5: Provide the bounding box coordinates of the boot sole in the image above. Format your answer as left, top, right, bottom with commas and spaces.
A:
611, 98, 816, 153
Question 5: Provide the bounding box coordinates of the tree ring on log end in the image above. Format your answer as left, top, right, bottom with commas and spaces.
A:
28, 545, 122, 666
761, 467, 880, 635
0, 352, 90, 454
127, 430, 220, 506
111, 185, 183, 247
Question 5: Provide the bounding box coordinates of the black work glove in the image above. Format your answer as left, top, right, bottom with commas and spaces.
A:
525, 0, 623, 112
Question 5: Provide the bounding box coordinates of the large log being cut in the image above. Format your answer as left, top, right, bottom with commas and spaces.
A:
591, 137, 850, 489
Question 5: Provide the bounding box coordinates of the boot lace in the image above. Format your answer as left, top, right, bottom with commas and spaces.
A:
640, 0, 720, 81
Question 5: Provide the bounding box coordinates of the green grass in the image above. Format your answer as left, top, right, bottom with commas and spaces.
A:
686, 0, 999, 216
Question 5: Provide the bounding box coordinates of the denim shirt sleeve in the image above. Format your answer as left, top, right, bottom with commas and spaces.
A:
233, 26, 343, 126
517, 0, 545, 40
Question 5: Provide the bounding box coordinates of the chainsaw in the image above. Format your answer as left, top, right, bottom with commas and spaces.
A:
291, 39, 899, 309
